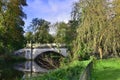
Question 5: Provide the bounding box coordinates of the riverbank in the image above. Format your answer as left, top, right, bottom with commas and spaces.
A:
31, 59, 91, 80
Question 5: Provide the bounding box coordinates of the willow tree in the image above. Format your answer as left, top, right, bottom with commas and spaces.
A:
73, 0, 120, 59
108, 0, 120, 57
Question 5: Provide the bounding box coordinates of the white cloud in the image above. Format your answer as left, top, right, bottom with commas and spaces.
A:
48, 0, 58, 12
23, 0, 79, 28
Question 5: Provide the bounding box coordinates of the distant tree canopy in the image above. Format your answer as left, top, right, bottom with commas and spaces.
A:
72, 0, 120, 59
54, 22, 68, 43
0, 0, 27, 54
53, 20, 78, 54
25, 18, 54, 44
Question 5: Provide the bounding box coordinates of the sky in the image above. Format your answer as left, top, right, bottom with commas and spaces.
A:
23, 0, 78, 31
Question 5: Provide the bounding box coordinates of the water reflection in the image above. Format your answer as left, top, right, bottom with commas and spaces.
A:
0, 62, 24, 80
14, 61, 49, 79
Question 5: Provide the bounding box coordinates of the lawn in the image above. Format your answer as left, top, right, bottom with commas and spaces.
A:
92, 58, 120, 80
31, 60, 91, 80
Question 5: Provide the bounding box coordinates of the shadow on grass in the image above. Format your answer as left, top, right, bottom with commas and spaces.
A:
92, 68, 120, 80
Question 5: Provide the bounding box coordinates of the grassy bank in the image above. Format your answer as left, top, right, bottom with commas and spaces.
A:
31, 60, 91, 80
92, 58, 120, 80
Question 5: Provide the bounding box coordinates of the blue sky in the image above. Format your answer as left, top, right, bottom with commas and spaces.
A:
23, 0, 78, 30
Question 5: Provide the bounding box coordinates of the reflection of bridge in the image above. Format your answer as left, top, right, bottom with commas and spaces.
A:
14, 61, 48, 72
14, 43, 67, 60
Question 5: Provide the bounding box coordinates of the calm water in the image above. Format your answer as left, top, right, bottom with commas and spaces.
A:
0, 61, 49, 80
14, 61, 49, 79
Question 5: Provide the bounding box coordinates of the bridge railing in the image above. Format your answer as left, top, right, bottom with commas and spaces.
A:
26, 43, 66, 48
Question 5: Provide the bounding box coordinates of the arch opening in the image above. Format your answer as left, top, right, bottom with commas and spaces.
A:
34, 51, 64, 69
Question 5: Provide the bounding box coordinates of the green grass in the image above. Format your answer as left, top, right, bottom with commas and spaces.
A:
92, 58, 120, 80
31, 60, 91, 80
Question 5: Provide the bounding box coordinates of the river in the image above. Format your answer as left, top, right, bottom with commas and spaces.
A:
0, 61, 50, 80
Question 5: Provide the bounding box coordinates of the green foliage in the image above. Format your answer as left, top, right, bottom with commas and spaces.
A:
54, 22, 69, 43
31, 60, 90, 80
71, 1, 81, 21
74, 43, 91, 60
24, 32, 33, 43
54, 20, 78, 57
0, 0, 27, 54
0, 42, 4, 54
26, 18, 54, 44
73, 0, 120, 59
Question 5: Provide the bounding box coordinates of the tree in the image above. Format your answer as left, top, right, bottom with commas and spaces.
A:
71, 1, 81, 21
54, 22, 69, 43
73, 0, 120, 59
27, 18, 54, 43
0, 0, 27, 54
24, 32, 33, 43
54, 20, 79, 57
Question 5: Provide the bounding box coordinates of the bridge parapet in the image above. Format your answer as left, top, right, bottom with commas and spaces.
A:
26, 43, 66, 48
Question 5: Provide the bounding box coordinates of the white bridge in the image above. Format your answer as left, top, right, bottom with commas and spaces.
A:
14, 43, 67, 60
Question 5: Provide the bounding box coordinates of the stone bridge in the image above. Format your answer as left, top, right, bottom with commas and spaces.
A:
14, 43, 67, 60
